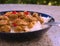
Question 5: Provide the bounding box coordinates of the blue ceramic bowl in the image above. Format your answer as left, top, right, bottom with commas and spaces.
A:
0, 11, 55, 41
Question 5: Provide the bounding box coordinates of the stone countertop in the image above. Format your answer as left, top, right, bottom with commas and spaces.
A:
0, 4, 60, 46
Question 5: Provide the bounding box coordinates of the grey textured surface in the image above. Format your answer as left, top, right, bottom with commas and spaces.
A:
0, 4, 60, 46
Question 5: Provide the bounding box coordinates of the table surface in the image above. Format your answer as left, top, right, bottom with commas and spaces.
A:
0, 4, 60, 46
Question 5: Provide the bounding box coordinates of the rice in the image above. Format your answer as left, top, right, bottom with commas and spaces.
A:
29, 21, 42, 31
42, 17, 51, 23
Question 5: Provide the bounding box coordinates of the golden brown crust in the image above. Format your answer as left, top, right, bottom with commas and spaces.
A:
0, 25, 11, 32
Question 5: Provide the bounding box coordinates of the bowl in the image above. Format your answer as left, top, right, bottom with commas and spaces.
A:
0, 10, 55, 41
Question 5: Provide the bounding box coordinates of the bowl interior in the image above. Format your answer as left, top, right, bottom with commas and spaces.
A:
0, 10, 55, 33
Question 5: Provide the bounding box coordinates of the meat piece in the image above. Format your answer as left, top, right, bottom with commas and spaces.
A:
7, 14, 18, 21
13, 18, 28, 26
0, 20, 10, 25
33, 13, 44, 24
14, 26, 24, 32
3, 16, 9, 20
4, 12, 18, 21
28, 21, 36, 28
0, 16, 9, 20
0, 25, 11, 32
18, 12, 25, 19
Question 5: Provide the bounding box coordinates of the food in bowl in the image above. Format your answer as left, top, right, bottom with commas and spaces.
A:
0, 11, 51, 33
